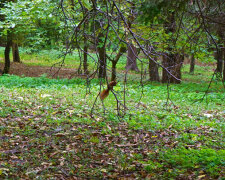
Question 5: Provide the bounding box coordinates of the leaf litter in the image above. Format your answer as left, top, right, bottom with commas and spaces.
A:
0, 77, 224, 179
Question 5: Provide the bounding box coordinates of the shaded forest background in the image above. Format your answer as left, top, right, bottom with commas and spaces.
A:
0, 0, 224, 84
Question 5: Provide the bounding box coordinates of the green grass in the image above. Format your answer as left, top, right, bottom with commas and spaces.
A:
0, 72, 224, 179
0, 47, 224, 178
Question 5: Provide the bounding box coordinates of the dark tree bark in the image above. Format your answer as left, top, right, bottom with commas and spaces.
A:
215, 28, 223, 76
3, 31, 12, 74
79, 1, 89, 75
97, 32, 107, 79
12, 42, 20, 63
162, 53, 184, 84
83, 42, 89, 75
83, 20, 89, 75
0, 1, 5, 74
126, 44, 139, 72
174, 54, 184, 82
223, 63, 225, 82
111, 46, 126, 81
111, 60, 117, 81
189, 54, 195, 74
223, 41, 225, 82
215, 46, 223, 75
162, 12, 183, 84
125, 2, 139, 72
149, 57, 160, 82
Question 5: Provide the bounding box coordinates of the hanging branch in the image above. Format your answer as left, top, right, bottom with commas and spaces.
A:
195, 0, 223, 102
112, 0, 182, 83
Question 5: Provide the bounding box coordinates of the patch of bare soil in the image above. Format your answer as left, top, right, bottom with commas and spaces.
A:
0, 59, 214, 80
0, 62, 83, 79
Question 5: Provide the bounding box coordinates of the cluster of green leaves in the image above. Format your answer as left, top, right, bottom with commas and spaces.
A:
0, 0, 64, 49
132, 1, 216, 65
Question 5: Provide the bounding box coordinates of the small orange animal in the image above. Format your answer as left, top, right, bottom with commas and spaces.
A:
100, 81, 117, 100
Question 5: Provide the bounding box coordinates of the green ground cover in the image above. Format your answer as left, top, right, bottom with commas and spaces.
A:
0, 48, 224, 179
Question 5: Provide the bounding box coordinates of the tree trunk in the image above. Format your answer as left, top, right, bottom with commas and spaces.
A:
81, 6, 89, 75
3, 31, 12, 74
162, 53, 175, 83
111, 60, 117, 81
223, 63, 225, 82
83, 43, 89, 75
162, 53, 184, 84
189, 54, 195, 74
12, 42, 20, 63
223, 41, 225, 82
215, 28, 223, 76
98, 32, 106, 79
215, 47, 223, 75
125, 2, 138, 72
111, 46, 126, 81
83, 20, 89, 75
149, 57, 160, 82
126, 43, 139, 72
174, 54, 184, 83
162, 12, 182, 84
162, 56, 168, 83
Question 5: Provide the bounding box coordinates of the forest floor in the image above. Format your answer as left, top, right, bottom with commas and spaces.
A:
0, 57, 224, 179
0, 56, 215, 80
1, 74, 224, 179
0, 62, 81, 79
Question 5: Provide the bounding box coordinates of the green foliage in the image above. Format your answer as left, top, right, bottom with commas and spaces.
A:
138, 0, 187, 24
0, 0, 64, 50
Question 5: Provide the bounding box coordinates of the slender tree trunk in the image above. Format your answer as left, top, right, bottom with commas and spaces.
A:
215, 47, 223, 75
223, 41, 225, 82
162, 12, 176, 83
173, 54, 184, 83
98, 47, 106, 79
111, 46, 126, 81
149, 57, 160, 82
83, 43, 89, 75
215, 28, 223, 76
81, 5, 89, 75
126, 44, 139, 72
83, 21, 89, 75
189, 54, 195, 74
125, 5, 139, 72
162, 53, 175, 83
162, 56, 168, 83
98, 32, 106, 79
3, 31, 12, 74
12, 42, 20, 63
223, 64, 225, 82
111, 61, 117, 81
